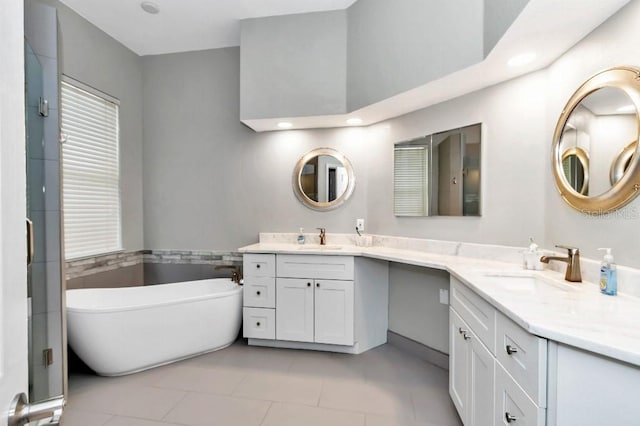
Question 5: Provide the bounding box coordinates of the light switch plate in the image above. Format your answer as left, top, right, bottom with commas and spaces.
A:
356, 218, 365, 232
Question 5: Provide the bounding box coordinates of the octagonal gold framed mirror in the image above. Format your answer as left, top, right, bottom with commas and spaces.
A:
552, 66, 640, 213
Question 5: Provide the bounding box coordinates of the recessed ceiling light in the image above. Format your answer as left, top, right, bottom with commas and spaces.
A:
277, 121, 293, 129
507, 52, 536, 67
617, 104, 635, 113
140, 1, 160, 14
346, 118, 363, 126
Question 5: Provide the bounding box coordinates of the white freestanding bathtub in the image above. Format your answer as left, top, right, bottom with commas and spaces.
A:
66, 278, 242, 376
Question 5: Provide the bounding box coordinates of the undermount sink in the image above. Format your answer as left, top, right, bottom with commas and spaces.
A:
480, 270, 576, 293
295, 245, 343, 250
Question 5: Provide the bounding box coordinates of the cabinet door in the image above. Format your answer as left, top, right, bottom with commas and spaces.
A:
314, 280, 354, 345
449, 308, 469, 423
468, 331, 495, 426
495, 363, 544, 426
276, 278, 314, 342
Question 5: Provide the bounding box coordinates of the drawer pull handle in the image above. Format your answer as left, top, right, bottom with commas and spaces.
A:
316, 283, 320, 287
256, 264, 261, 269
256, 291, 261, 296
506, 345, 518, 355
307, 282, 311, 287
462, 333, 470, 340
505, 412, 517, 423
256, 322, 261, 327
458, 327, 468, 335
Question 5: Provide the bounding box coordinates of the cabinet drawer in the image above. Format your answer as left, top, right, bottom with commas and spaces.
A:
243, 254, 275, 278
450, 276, 496, 354
495, 362, 544, 426
243, 277, 275, 308
277, 254, 354, 280
496, 312, 547, 407
243, 307, 275, 339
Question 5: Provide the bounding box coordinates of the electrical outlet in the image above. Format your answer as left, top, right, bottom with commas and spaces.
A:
356, 218, 365, 232
439, 289, 449, 305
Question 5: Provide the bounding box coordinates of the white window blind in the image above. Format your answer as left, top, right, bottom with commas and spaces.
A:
394, 146, 428, 216
61, 79, 122, 259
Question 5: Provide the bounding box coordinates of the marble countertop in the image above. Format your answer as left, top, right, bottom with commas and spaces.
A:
239, 238, 640, 367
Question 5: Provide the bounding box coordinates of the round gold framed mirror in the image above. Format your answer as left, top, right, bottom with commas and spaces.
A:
292, 148, 355, 211
552, 67, 640, 213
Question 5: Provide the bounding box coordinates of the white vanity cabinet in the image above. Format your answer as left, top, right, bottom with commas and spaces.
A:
243, 252, 388, 354
276, 254, 355, 345
242, 254, 277, 339
449, 278, 496, 426
450, 276, 546, 426
276, 277, 354, 345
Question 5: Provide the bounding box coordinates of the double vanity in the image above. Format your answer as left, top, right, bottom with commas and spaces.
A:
239, 234, 640, 426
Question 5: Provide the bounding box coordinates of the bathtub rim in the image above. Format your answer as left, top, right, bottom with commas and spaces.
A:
66, 278, 242, 314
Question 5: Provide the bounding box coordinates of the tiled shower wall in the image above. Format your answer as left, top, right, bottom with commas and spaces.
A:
66, 250, 243, 289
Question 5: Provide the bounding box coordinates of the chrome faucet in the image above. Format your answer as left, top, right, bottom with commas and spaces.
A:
215, 265, 242, 285
317, 227, 326, 245
540, 245, 582, 282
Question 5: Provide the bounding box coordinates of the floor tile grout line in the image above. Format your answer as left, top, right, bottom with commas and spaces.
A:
258, 401, 275, 426
158, 389, 190, 423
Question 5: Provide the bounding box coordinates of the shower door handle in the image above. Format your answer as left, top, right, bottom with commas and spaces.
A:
8, 393, 65, 425
26, 218, 34, 266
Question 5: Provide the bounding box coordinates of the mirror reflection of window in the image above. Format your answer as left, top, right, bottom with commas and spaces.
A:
394, 146, 428, 216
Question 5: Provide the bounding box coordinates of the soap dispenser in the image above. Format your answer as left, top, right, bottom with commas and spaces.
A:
598, 248, 617, 296
524, 237, 543, 270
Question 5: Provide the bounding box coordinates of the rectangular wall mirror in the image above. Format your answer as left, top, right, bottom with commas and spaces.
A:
394, 123, 481, 217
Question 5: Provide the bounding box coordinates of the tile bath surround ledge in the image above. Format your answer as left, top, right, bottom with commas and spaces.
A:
239, 232, 640, 367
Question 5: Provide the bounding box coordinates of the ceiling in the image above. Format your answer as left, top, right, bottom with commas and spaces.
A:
59, 0, 357, 56
59, 0, 631, 131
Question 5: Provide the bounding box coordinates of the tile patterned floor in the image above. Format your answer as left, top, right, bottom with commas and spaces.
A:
62, 340, 462, 426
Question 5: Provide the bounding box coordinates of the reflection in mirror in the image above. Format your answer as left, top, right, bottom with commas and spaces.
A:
610, 141, 636, 185
300, 155, 348, 202
561, 147, 589, 195
559, 87, 638, 196
394, 123, 481, 217
293, 148, 355, 211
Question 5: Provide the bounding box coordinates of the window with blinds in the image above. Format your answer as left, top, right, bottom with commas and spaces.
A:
61, 79, 122, 259
394, 146, 428, 216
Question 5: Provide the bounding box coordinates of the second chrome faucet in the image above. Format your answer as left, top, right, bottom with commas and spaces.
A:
540, 244, 582, 282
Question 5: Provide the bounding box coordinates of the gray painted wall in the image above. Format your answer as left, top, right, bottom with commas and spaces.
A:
142, 48, 369, 251
388, 264, 450, 354
347, 0, 484, 111
483, 0, 529, 57
240, 10, 347, 120
56, 3, 144, 251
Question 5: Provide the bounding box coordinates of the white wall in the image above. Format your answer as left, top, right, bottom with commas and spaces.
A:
365, 72, 549, 247
545, 0, 640, 267
0, 0, 29, 414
